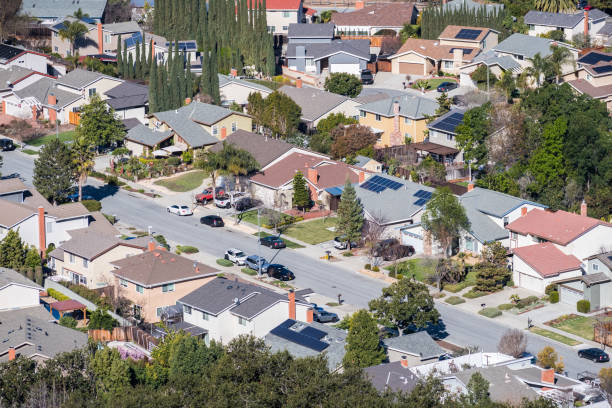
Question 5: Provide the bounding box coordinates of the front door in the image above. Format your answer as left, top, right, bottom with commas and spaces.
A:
71, 272, 80, 285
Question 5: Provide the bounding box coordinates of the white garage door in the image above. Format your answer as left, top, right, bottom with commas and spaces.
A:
559, 285, 583, 306
401, 230, 424, 254
517, 272, 543, 293
331, 63, 361, 76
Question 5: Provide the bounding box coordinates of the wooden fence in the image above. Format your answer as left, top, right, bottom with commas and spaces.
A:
89, 327, 159, 351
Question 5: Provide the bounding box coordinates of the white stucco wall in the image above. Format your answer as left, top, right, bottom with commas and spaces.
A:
220, 83, 272, 106
0, 284, 41, 310
3, 52, 49, 74
114, 106, 146, 123
512, 254, 582, 294
559, 225, 612, 260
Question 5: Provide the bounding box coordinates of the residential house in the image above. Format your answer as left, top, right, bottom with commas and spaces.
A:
383, 332, 445, 365
0, 268, 43, 311
442, 0, 504, 15
0, 305, 88, 363
148, 101, 253, 152
20, 0, 107, 23
110, 248, 219, 322
425, 108, 466, 178
0, 178, 116, 252
0, 66, 53, 95
285, 23, 370, 76
105, 81, 149, 123
554, 251, 612, 310
48, 230, 148, 289
124, 124, 173, 156
524, 8, 608, 41
124, 33, 201, 69
437, 25, 499, 52
364, 359, 420, 394
218, 73, 273, 107
358, 95, 438, 147
0, 43, 65, 77
265, 319, 347, 372
563, 50, 612, 111
179, 278, 313, 345
594, 21, 612, 46
262, 0, 304, 36
50, 18, 140, 57
354, 155, 382, 173
249, 151, 365, 211
331, 2, 418, 36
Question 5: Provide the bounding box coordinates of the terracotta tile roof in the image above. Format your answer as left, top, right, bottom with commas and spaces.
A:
249, 152, 362, 190
506, 209, 611, 246
393, 38, 479, 61
513, 243, 581, 277
438, 25, 497, 43
111, 250, 219, 287
331, 3, 418, 28
254, 0, 301, 10
567, 79, 612, 99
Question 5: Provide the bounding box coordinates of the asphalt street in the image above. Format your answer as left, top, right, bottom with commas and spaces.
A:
2, 150, 604, 378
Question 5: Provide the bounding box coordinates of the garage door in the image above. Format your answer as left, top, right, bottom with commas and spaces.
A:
399, 62, 423, 75
517, 272, 543, 293
559, 285, 583, 306
331, 63, 360, 76
401, 230, 424, 254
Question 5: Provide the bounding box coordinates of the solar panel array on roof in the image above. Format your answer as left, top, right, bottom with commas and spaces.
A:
270, 324, 329, 352
593, 65, 612, 74
413, 189, 432, 206
432, 112, 464, 133
578, 52, 612, 65
456, 29, 482, 40
167, 41, 198, 51
300, 326, 327, 340
360, 175, 403, 193
0, 44, 24, 62
124, 32, 143, 48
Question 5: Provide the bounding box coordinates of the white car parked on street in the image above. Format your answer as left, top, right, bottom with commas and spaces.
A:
224, 248, 248, 265
166, 205, 193, 216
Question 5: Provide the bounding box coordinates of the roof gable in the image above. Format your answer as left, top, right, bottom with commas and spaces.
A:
513, 243, 581, 277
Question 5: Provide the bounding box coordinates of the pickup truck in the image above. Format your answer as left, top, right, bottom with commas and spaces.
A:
195, 187, 224, 204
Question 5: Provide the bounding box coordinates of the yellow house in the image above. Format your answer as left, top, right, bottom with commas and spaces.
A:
358, 94, 438, 147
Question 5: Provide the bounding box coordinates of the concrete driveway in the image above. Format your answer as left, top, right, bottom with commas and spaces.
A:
366, 71, 474, 100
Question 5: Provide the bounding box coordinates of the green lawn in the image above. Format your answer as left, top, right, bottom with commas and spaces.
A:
28, 131, 76, 147
253, 232, 305, 249
22, 149, 38, 155
154, 170, 206, 192
548, 315, 605, 341
411, 78, 457, 91
385, 258, 437, 282
282, 217, 338, 245
237, 209, 295, 227
530, 327, 581, 346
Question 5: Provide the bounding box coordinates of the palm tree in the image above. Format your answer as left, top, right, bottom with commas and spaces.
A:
534, 0, 575, 12
496, 71, 516, 103
71, 138, 95, 202
547, 45, 575, 84
526, 53, 550, 87
58, 20, 88, 57
195, 142, 259, 191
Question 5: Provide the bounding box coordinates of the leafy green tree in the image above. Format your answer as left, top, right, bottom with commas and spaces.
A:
247, 91, 265, 132
0, 357, 37, 407
59, 315, 78, 328
455, 102, 492, 167
24, 247, 41, 268
463, 372, 492, 407
58, 20, 88, 56
310, 113, 357, 154
0, 230, 27, 269
330, 125, 377, 160
33, 138, 75, 204
90, 347, 130, 393
526, 52, 550, 87
537, 345, 564, 373
71, 138, 94, 202
421, 187, 470, 258
324, 73, 363, 98
474, 241, 510, 292
336, 180, 364, 249
76, 94, 125, 149
369, 278, 440, 335
435, 92, 452, 115
262, 91, 302, 139
292, 171, 310, 210
496, 70, 516, 103
400, 23, 420, 41
343, 309, 385, 368
416, 156, 446, 184
89, 309, 117, 331
195, 142, 259, 192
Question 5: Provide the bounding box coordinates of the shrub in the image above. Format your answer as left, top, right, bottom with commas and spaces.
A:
155, 235, 170, 250
89, 309, 117, 331
342, 251, 353, 257
59, 315, 78, 329
498, 303, 514, 311
47, 288, 70, 301
182, 150, 193, 164
176, 245, 199, 254
241, 267, 257, 276
103, 213, 116, 224
545, 284, 557, 296
81, 199, 102, 212
446, 296, 465, 305
64, 283, 111, 308
444, 281, 471, 293
106, 175, 119, 186
388, 269, 396, 278
549, 291, 559, 304
216, 258, 234, 267
433, 292, 446, 299
364, 264, 371, 270
479, 307, 502, 318
372, 266, 380, 272
463, 290, 487, 299
577, 299, 590, 313
167, 156, 181, 166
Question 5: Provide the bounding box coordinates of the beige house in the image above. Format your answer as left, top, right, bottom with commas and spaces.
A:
49, 230, 148, 289
563, 50, 612, 112
437, 26, 499, 52
110, 248, 219, 322
383, 332, 445, 366
218, 73, 273, 106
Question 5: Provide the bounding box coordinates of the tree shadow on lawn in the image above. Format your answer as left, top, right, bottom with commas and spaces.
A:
83, 184, 120, 201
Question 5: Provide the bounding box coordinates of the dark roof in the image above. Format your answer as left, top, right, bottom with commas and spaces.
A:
106, 81, 148, 98
582, 272, 611, 286
364, 361, 419, 393
107, 94, 148, 110
288, 23, 335, 38
122, 118, 141, 130
15, 77, 81, 109
0, 268, 43, 290
0, 44, 26, 63
209, 130, 293, 167
454, 366, 538, 404
125, 124, 172, 147
286, 39, 370, 61
57, 229, 147, 260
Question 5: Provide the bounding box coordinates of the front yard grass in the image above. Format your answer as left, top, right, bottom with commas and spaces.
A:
22, 149, 38, 155
530, 327, 581, 346
253, 232, 305, 249
445, 296, 465, 305
547, 314, 607, 341
282, 217, 338, 245
411, 78, 457, 91
385, 258, 436, 282
28, 130, 76, 147
478, 307, 501, 318
153, 170, 206, 192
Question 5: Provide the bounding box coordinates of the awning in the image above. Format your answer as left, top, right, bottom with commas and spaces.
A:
163, 143, 188, 153
152, 149, 169, 157
325, 186, 344, 196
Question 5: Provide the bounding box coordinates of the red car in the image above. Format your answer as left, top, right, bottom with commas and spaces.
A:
195, 187, 224, 204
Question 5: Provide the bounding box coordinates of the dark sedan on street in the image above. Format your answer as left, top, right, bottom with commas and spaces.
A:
578, 348, 609, 362
259, 236, 286, 249
266, 264, 295, 281
200, 215, 224, 227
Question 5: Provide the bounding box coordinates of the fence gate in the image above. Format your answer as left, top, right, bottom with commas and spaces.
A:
69, 111, 80, 125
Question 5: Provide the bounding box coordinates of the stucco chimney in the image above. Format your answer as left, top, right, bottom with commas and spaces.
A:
541, 368, 555, 384
221, 127, 227, 139
8, 347, 15, 361
400, 355, 408, 368
521, 207, 528, 216
296, 77, 303, 88
389, 99, 402, 146
355, 0, 365, 10
467, 183, 474, 192
47, 93, 57, 123
306, 308, 313, 322
31, 105, 37, 121
580, 200, 587, 217
359, 171, 365, 183
584, 7, 590, 38
230, 68, 238, 77
307, 167, 318, 184
97, 22, 103, 54
288, 290, 296, 320
37, 207, 46, 256
453, 48, 463, 69
185, 97, 191, 105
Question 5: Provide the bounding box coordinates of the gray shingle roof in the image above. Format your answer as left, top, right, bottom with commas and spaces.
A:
57, 68, 118, 89
0, 66, 35, 89
598, 22, 612, 36
358, 94, 438, 119
57, 229, 147, 260
592, 251, 612, 271
383, 332, 444, 360
0, 305, 88, 362
102, 21, 140, 34
0, 268, 43, 290
209, 130, 293, 167
288, 23, 335, 39
106, 81, 148, 110
354, 155, 372, 168
470, 50, 522, 72
125, 124, 172, 147
21, 0, 107, 19
278, 85, 348, 122
493, 33, 574, 59
355, 175, 435, 225
286, 39, 370, 61
15, 77, 81, 108
524, 10, 584, 28
217, 74, 273, 93
364, 361, 420, 393
265, 320, 348, 371
454, 366, 538, 405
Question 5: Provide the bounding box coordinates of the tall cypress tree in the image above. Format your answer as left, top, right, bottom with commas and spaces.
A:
210, 46, 220, 104
200, 40, 211, 96
116, 35, 123, 77
127, 53, 134, 79
140, 31, 147, 77
159, 63, 167, 111
185, 60, 193, 100
122, 45, 128, 78
134, 41, 141, 79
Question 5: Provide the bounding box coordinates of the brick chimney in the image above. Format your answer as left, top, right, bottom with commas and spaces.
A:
584, 7, 590, 39
355, 0, 365, 9
306, 308, 313, 322
230, 68, 238, 77
359, 171, 365, 183
97, 22, 103, 54
521, 207, 528, 216
148, 240, 156, 251
220, 127, 227, 139
38, 207, 46, 256
541, 368, 555, 384
47, 93, 57, 123
389, 100, 402, 146
400, 355, 408, 368
307, 167, 318, 184
467, 182, 474, 192
185, 97, 191, 105
8, 347, 15, 361
580, 200, 587, 217
31, 105, 37, 121
288, 290, 296, 320
296, 77, 302, 88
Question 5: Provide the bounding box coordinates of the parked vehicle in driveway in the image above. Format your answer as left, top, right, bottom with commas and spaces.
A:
333, 235, 358, 250
195, 187, 225, 204
235, 197, 254, 212
215, 194, 232, 208
224, 248, 247, 264
167, 204, 193, 216
578, 348, 609, 362
259, 236, 286, 249
245, 255, 269, 273
0, 138, 15, 151
372, 239, 415, 261
314, 309, 338, 323
437, 81, 458, 92
200, 215, 224, 227
266, 264, 295, 281
360, 69, 374, 85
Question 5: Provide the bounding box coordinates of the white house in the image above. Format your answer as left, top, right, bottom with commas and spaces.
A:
263, 0, 304, 35
218, 73, 273, 106
0, 268, 43, 311
0, 43, 65, 77
178, 277, 313, 345
524, 8, 608, 41
124, 32, 201, 69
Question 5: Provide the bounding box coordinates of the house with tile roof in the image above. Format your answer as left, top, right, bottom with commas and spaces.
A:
259, 0, 304, 36
111, 248, 220, 322
48, 231, 149, 289
0, 268, 43, 311
180, 278, 313, 345
218, 73, 273, 106
524, 8, 608, 41
330, 2, 418, 36
563, 50, 612, 112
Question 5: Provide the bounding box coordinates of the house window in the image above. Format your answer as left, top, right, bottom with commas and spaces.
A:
268, 26, 275, 33
136, 284, 144, 293
231, 121, 237, 132
503, 216, 509, 226
54, 46, 58, 52
133, 305, 141, 320
162, 283, 175, 292
282, 26, 288, 31
156, 307, 163, 317
443, 60, 454, 69
528, 24, 535, 30
283, 11, 290, 17
184, 305, 192, 314
69, 253, 75, 263
46, 222, 53, 233
446, 134, 453, 141
360, 111, 366, 118
212, 125, 218, 136
511, 232, 517, 240
82, 258, 88, 268
202, 311, 209, 320
238, 316, 247, 326
88, 88, 96, 97
120, 279, 128, 288
79, 275, 87, 285
54, 32, 58, 37
465, 236, 474, 251
404, 117, 412, 124
586, 74, 592, 81
375, 114, 381, 121
305, 58, 314, 67
593, 264, 599, 271
516, 54, 523, 61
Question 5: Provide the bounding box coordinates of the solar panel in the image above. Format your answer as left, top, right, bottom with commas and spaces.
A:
414, 198, 428, 206
432, 112, 464, 133
278, 319, 295, 329
413, 189, 427, 198
578, 52, 612, 65
361, 175, 403, 193
456, 29, 482, 40
300, 326, 327, 340
593, 65, 612, 74
270, 326, 329, 352
124, 32, 143, 48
